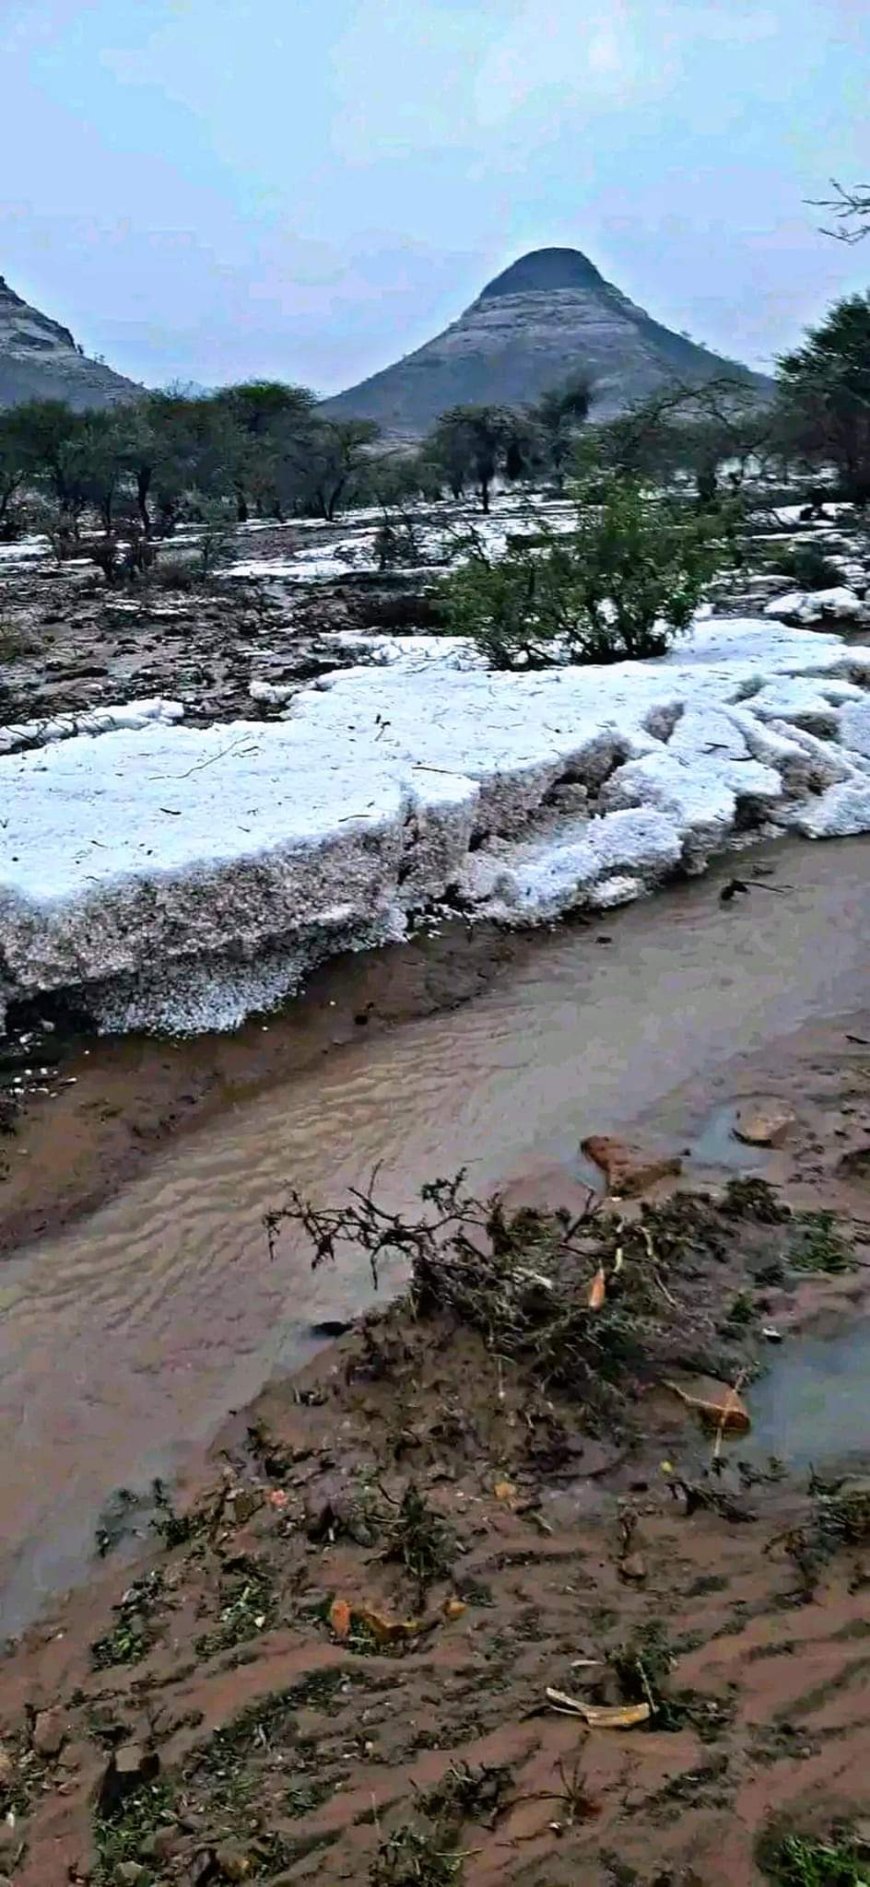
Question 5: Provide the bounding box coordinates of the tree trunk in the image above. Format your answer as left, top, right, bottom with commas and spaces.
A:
137, 468, 152, 535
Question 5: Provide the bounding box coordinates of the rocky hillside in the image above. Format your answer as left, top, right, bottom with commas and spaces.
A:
0, 275, 140, 411
323, 247, 770, 436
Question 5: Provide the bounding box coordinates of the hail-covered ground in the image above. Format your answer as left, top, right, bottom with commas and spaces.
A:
1, 492, 869, 1034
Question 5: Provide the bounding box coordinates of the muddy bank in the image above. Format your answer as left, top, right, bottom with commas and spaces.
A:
3, 1163, 870, 1886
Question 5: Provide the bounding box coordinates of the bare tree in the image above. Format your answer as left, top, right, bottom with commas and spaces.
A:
811, 180, 870, 244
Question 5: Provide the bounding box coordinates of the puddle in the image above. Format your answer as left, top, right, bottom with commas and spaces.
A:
685, 1101, 770, 1176
745, 1323, 870, 1474
572, 1101, 768, 1195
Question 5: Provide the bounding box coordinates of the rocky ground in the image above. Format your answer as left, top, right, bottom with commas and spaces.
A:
1, 494, 867, 743
2, 1131, 870, 1887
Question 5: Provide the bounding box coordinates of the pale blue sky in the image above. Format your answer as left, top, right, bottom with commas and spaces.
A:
1, 0, 868, 393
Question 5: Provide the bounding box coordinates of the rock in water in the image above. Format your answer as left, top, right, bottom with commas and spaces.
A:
733, 1101, 795, 1147
581, 1134, 683, 1197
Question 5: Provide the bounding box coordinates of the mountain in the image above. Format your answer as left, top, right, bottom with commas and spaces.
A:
0, 276, 140, 411
322, 247, 770, 437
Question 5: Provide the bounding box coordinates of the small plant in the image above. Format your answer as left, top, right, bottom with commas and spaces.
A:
723, 1289, 756, 1329
759, 1828, 868, 1885
92, 1779, 174, 1887
780, 1479, 870, 1599
720, 1177, 790, 1224
150, 1477, 196, 1547
385, 1483, 456, 1593
194, 498, 237, 578
612, 1620, 730, 1737
774, 543, 841, 591
789, 1210, 855, 1275
374, 505, 425, 571
0, 620, 38, 662
91, 1570, 165, 1670
370, 1822, 464, 1886
194, 1558, 276, 1658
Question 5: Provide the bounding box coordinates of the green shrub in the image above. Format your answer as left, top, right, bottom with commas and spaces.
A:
774, 543, 841, 590
439, 477, 725, 670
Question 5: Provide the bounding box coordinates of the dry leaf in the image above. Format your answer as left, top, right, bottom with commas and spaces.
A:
494, 1480, 516, 1502
329, 1597, 351, 1639
587, 1266, 607, 1311
443, 1597, 467, 1620
663, 1377, 750, 1435
546, 1686, 650, 1728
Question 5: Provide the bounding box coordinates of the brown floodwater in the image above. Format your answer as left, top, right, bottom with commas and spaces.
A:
0, 837, 868, 1634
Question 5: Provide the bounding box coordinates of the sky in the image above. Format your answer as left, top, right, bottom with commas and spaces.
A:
1, 0, 868, 396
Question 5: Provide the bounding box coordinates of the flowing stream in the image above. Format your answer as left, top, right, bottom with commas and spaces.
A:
0, 837, 868, 1633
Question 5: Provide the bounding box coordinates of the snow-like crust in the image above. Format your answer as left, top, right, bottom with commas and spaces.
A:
2, 616, 869, 1033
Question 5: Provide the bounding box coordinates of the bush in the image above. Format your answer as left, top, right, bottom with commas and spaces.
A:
773, 542, 841, 591
439, 477, 726, 669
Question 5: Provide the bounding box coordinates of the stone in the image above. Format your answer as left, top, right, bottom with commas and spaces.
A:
215, 1841, 252, 1881
152, 1826, 184, 1862
32, 1707, 67, 1757
581, 1135, 682, 1198
115, 1865, 148, 1885
620, 1552, 647, 1583
97, 1744, 160, 1819
733, 1100, 796, 1148
0, 1748, 13, 1787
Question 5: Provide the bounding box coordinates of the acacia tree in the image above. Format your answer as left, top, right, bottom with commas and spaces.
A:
7, 400, 92, 537
128, 390, 241, 533
529, 376, 593, 491
210, 380, 316, 520
777, 293, 870, 502
0, 410, 33, 538
427, 405, 533, 512
585, 379, 771, 502
297, 418, 381, 520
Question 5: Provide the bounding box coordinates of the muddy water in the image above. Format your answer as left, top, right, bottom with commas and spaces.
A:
0, 838, 868, 1633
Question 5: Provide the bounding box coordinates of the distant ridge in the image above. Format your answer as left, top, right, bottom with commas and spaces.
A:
0, 276, 140, 411
323, 246, 771, 437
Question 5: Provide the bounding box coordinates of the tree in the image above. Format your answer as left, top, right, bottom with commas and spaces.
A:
0, 410, 33, 538
585, 379, 771, 502
211, 380, 316, 520
72, 409, 140, 533
427, 405, 531, 512
530, 376, 593, 491
440, 473, 726, 669
128, 390, 240, 533
296, 418, 380, 520
812, 180, 870, 245
777, 294, 870, 502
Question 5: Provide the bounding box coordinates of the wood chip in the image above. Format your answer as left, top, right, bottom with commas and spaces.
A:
546, 1687, 650, 1727
587, 1266, 607, 1310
